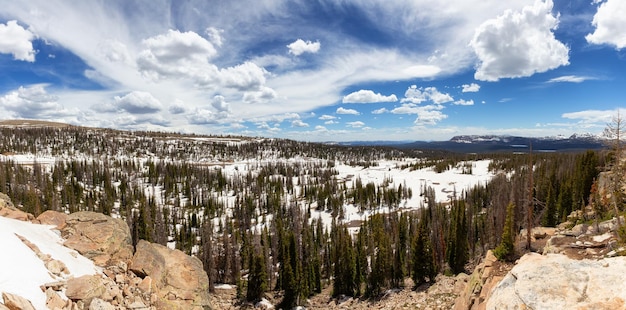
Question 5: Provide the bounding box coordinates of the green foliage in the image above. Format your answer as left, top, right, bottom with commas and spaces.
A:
412, 220, 436, 287
246, 253, 268, 302
494, 203, 515, 261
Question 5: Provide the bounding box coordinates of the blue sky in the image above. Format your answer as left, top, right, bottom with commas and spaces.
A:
0, 0, 624, 141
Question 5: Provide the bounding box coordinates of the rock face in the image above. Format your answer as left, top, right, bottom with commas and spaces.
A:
454, 250, 506, 310
130, 240, 211, 310
61, 211, 133, 267
487, 253, 626, 310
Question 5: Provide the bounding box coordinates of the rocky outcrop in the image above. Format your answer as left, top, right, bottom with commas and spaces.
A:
0, 193, 34, 222
129, 240, 211, 310
1, 292, 35, 310
61, 211, 134, 267
487, 253, 626, 309
453, 250, 508, 310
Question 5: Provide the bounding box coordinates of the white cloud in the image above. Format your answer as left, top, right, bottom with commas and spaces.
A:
98, 39, 131, 64
547, 75, 595, 83
401, 85, 453, 105
470, 0, 569, 81
242, 86, 277, 104
391, 104, 421, 115
372, 108, 389, 114
314, 125, 327, 131
319, 114, 337, 120
211, 95, 230, 112
342, 90, 398, 103
291, 119, 309, 127
561, 109, 616, 124
586, 0, 626, 49
0, 20, 36, 62
287, 39, 321, 56
324, 120, 339, 125
346, 121, 365, 128
113, 91, 162, 114
454, 99, 474, 106
220, 62, 267, 91
137, 29, 218, 80
188, 108, 220, 125
414, 109, 448, 126
0, 85, 74, 119
169, 100, 186, 114
205, 27, 224, 47
461, 83, 480, 92
336, 107, 360, 115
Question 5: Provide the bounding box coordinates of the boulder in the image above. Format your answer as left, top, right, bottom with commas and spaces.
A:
1, 292, 35, 310
130, 240, 211, 309
66, 275, 108, 305
487, 253, 626, 309
88, 298, 115, 310
45, 288, 66, 310
35, 210, 67, 229
62, 211, 133, 267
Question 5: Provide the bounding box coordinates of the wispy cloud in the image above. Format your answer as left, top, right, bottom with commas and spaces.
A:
547, 75, 596, 83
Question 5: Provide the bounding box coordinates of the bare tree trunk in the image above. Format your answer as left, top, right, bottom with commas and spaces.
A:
526, 142, 533, 251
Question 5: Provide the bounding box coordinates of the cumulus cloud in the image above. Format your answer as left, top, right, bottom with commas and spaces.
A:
242, 86, 277, 104
470, 0, 569, 81
391, 104, 421, 115
461, 83, 480, 92
586, 0, 626, 49
188, 108, 221, 125
205, 27, 224, 47
342, 90, 398, 103
547, 75, 595, 83
414, 108, 448, 126
454, 99, 474, 106
401, 86, 453, 105
319, 114, 337, 120
137, 29, 218, 80
372, 108, 389, 114
287, 39, 321, 56
291, 119, 309, 127
336, 107, 360, 115
0, 20, 36, 62
220, 62, 267, 91
169, 100, 187, 114
0, 85, 74, 119
98, 39, 131, 64
346, 121, 365, 128
211, 95, 230, 112
113, 91, 162, 114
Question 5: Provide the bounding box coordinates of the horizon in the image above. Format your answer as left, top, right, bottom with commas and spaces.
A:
0, 0, 625, 142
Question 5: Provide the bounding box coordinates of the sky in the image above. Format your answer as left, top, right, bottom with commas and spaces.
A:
0, 0, 625, 142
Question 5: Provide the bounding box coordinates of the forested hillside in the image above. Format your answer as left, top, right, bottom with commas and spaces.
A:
0, 125, 608, 308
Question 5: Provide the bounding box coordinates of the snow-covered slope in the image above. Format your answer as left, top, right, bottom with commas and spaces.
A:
0, 216, 101, 309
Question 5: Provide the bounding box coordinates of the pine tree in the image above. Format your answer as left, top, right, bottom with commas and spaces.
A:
412, 219, 435, 287
494, 202, 515, 261
246, 252, 268, 302
332, 224, 357, 297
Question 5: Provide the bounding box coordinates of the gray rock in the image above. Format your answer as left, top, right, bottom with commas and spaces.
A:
487, 253, 626, 310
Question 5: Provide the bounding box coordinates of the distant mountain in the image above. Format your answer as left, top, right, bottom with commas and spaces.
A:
394, 134, 605, 153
